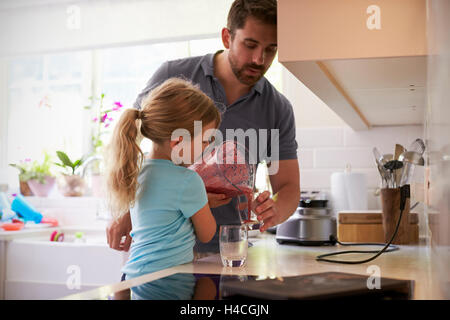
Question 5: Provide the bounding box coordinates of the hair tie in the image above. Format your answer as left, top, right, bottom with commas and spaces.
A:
137, 110, 144, 120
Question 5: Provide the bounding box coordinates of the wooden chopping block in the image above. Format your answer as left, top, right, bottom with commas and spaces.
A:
338, 211, 419, 244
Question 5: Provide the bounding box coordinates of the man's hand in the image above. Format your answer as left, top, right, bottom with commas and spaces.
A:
253, 159, 300, 232
252, 191, 279, 232
106, 211, 132, 251
207, 193, 232, 208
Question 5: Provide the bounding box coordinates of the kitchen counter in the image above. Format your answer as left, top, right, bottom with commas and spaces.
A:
62, 233, 443, 300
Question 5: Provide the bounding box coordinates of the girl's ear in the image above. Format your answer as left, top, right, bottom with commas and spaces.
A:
221, 27, 231, 49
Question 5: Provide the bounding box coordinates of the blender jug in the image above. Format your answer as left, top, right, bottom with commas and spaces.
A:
188, 140, 257, 225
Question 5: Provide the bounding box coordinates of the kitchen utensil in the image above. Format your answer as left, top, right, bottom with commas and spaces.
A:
384, 160, 403, 171
373, 147, 382, 163
373, 148, 389, 188
394, 144, 406, 187
408, 138, 425, 155
380, 155, 395, 186
398, 151, 425, 165
381, 153, 394, 164
398, 151, 425, 186
189, 140, 256, 225
394, 144, 405, 160
384, 160, 403, 188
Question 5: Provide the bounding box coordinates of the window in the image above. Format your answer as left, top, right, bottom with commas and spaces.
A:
4, 37, 283, 189
6, 51, 91, 185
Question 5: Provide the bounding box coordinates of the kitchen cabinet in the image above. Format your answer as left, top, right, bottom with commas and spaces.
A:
278, 0, 427, 130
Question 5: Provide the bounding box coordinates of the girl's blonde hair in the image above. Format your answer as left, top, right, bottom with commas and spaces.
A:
105, 77, 221, 220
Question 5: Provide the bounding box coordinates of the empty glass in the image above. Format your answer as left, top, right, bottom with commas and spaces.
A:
219, 225, 248, 267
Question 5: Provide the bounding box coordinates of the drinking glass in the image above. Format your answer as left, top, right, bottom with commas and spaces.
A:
219, 225, 248, 267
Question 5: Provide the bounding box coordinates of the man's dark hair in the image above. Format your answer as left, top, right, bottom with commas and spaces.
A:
227, 0, 277, 36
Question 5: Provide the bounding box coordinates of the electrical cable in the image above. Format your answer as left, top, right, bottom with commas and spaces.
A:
315, 185, 410, 264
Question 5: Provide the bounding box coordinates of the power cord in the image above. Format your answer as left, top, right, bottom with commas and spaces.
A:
316, 185, 410, 264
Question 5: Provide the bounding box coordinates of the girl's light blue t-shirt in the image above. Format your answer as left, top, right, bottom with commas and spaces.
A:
121, 159, 208, 279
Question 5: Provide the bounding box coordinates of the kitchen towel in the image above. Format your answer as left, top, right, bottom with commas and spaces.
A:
330, 168, 368, 216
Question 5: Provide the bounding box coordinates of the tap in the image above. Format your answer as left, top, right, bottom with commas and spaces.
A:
80, 155, 103, 177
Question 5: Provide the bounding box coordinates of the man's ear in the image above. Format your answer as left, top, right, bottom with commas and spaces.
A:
221, 27, 231, 49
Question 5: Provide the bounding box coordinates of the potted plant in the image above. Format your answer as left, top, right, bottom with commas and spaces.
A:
24, 152, 56, 197
54, 151, 85, 197
84, 94, 123, 197
9, 158, 34, 196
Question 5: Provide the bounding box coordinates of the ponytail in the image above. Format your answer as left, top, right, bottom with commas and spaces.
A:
105, 77, 221, 220
105, 108, 144, 220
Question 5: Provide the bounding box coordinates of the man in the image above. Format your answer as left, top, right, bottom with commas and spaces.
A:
107, 0, 300, 255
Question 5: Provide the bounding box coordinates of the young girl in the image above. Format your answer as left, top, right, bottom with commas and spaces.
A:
105, 78, 221, 280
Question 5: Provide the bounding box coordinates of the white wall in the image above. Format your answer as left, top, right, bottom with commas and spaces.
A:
0, 58, 7, 187
0, 0, 233, 57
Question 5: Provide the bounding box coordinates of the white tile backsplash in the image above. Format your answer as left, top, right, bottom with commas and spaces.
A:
314, 147, 374, 169
19, 196, 106, 226
296, 127, 344, 147
296, 125, 424, 209
343, 125, 423, 154
297, 149, 314, 168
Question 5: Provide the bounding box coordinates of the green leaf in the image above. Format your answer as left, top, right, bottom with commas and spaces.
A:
73, 159, 83, 168
56, 151, 73, 168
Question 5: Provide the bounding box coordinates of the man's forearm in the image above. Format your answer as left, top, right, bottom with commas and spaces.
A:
272, 183, 300, 223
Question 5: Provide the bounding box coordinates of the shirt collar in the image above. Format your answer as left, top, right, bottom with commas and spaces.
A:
201, 51, 265, 95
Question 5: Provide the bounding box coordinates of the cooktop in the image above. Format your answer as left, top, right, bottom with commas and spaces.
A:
106, 272, 413, 300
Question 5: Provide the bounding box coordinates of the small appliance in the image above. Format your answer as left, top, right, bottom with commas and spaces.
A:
276, 193, 337, 246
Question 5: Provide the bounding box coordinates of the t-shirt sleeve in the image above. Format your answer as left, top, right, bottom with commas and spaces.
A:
271, 100, 298, 161
178, 171, 208, 219
133, 61, 170, 110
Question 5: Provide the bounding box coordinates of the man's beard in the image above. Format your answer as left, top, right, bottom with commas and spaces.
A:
228, 51, 266, 86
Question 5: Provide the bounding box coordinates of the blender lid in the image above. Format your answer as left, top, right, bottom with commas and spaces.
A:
299, 199, 328, 208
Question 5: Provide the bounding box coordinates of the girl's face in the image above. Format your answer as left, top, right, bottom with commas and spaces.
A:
189, 121, 218, 165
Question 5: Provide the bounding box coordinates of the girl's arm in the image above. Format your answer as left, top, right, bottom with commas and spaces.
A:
191, 204, 216, 243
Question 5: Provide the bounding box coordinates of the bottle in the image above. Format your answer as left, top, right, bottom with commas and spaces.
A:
74, 231, 85, 244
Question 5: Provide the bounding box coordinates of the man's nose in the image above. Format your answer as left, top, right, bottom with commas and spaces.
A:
252, 48, 265, 66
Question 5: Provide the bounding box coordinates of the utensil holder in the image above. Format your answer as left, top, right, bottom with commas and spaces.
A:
380, 188, 411, 244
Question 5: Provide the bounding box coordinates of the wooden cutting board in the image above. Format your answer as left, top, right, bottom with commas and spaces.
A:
338, 211, 419, 244
338, 211, 418, 224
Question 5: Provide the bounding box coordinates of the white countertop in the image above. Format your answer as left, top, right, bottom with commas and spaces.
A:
61, 233, 444, 300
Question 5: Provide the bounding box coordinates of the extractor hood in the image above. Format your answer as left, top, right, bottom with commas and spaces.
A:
278, 0, 427, 130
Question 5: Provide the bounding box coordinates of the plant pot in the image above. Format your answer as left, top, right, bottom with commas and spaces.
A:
58, 174, 85, 197
19, 180, 34, 196
27, 176, 56, 197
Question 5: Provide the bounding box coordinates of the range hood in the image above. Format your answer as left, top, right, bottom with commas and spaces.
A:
278, 0, 427, 131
